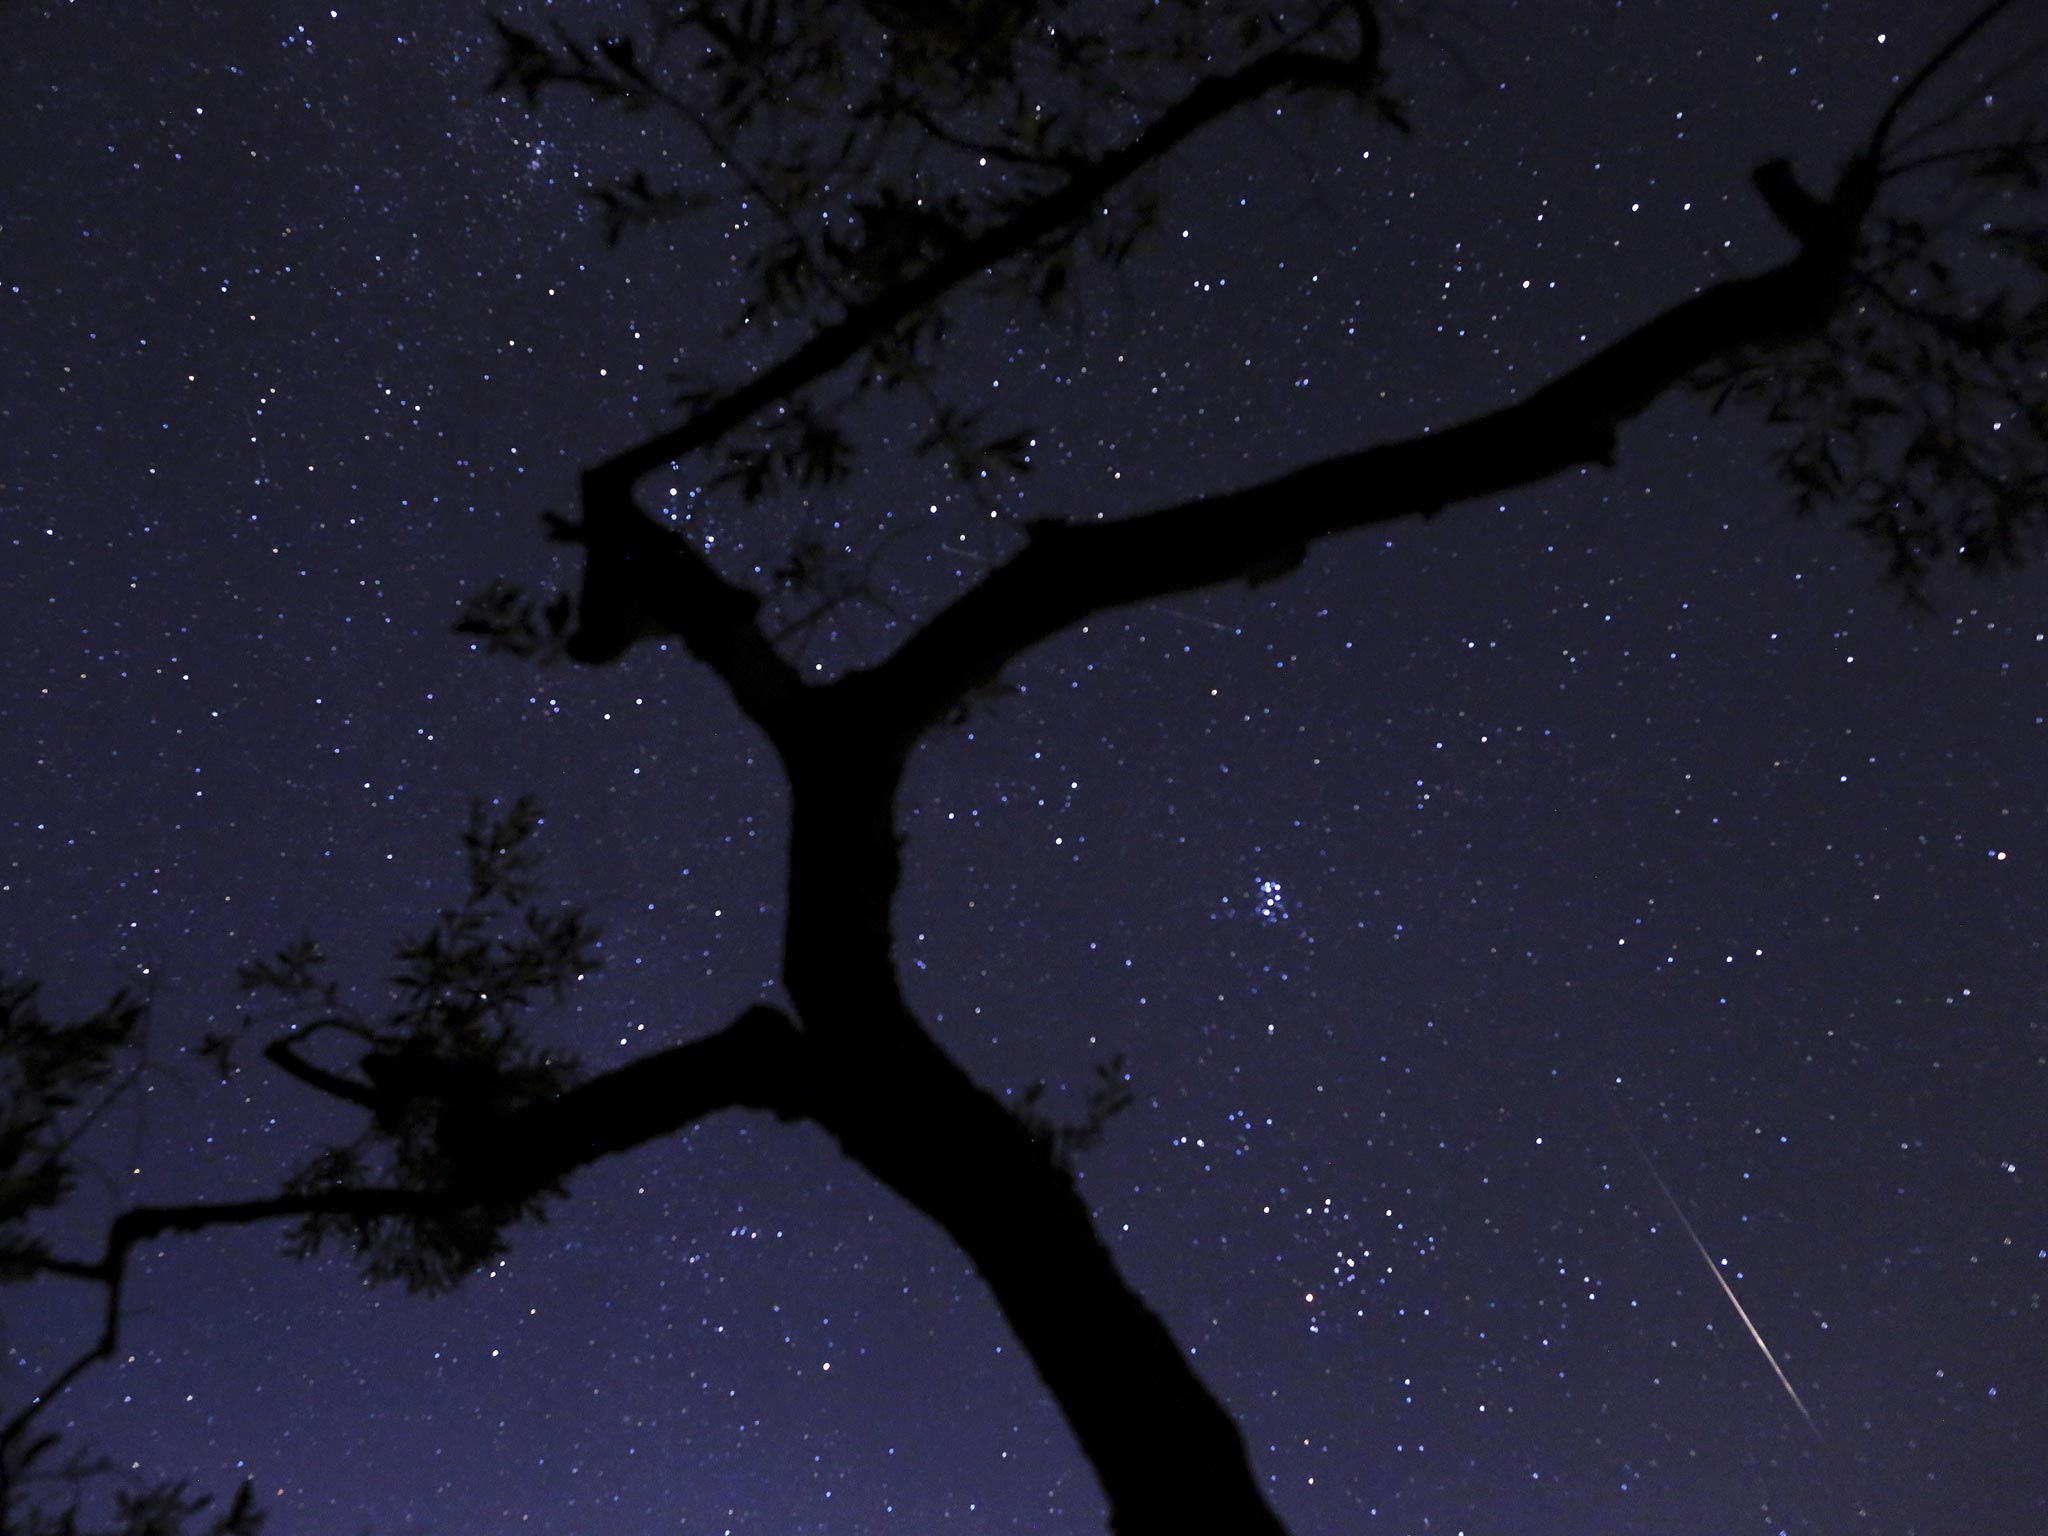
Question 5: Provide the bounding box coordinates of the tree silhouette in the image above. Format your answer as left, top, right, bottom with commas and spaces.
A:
5, 2, 2045, 1532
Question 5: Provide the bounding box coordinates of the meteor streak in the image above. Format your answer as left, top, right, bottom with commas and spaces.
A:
1610, 1099, 1821, 1440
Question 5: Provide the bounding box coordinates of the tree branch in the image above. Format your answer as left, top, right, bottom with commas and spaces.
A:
770, 704, 1287, 1531
4, 1006, 807, 1470
262, 1036, 379, 1108
595, 36, 1386, 494
1866, 0, 2023, 160
462, 1003, 812, 1196
802, 1020, 1291, 1536
560, 469, 805, 734
868, 208, 1863, 737
2, 1187, 434, 1460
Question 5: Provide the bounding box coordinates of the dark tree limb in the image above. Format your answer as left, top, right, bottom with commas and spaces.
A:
559, 468, 803, 734
4, 1004, 805, 1467
469, 1003, 812, 1196
768, 696, 1287, 1533
867, 191, 1869, 738
592, 32, 1390, 493
530, 40, 2044, 1517
263, 1036, 379, 1108
1, 1186, 434, 1463
801, 1007, 1291, 1536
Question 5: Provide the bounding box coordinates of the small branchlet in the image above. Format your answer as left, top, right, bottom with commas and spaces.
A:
1015, 1054, 1135, 1168
583, 170, 717, 248
454, 578, 576, 665
0, 977, 148, 1281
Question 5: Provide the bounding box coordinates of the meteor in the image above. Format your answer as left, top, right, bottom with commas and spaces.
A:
1610, 1099, 1821, 1440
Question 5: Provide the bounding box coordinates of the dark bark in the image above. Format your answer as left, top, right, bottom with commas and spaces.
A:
774, 696, 1286, 1534
480, 1004, 812, 1192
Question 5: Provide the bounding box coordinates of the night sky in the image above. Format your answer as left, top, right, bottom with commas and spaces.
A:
4, 2, 2045, 1533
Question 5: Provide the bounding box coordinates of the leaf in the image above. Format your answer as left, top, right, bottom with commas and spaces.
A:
0, 1228, 53, 1283
482, 15, 553, 108
237, 936, 327, 999
196, 1031, 238, 1080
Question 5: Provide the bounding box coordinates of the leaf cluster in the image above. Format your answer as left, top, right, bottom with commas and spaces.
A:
0, 979, 146, 1284
706, 397, 857, 504
1701, 137, 2048, 592
455, 576, 576, 664
233, 798, 597, 1291
1, 1431, 261, 1536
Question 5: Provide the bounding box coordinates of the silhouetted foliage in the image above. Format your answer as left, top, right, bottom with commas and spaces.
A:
1696, 19, 2048, 590
228, 797, 593, 1292
0, 979, 145, 1282
3, 1357, 263, 1536
0, 1426, 262, 1536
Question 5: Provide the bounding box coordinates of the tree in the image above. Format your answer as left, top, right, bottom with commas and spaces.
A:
5, 2, 2045, 1531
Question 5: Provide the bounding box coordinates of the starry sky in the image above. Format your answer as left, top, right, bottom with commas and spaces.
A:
4, 2, 2045, 1533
